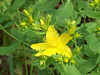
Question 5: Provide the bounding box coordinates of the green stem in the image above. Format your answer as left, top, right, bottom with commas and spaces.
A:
0, 2, 6, 10
74, 0, 76, 9
3, 28, 30, 47
30, 56, 34, 75
61, 0, 64, 3
74, 38, 77, 48
23, 44, 28, 75
2, 32, 6, 46
48, 67, 54, 75
9, 53, 14, 75
82, 0, 86, 51
17, 9, 21, 22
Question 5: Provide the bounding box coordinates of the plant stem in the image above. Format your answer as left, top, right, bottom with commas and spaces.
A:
48, 67, 55, 75
30, 56, 34, 75
9, 53, 14, 75
23, 44, 28, 75
74, 38, 77, 48
17, 9, 21, 22
3, 28, 30, 47
74, 0, 76, 9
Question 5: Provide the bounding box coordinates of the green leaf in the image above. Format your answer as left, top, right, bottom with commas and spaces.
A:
33, 8, 40, 21
11, 28, 24, 40
85, 34, 97, 47
24, 30, 43, 43
9, 53, 14, 75
35, 0, 60, 11
77, 54, 100, 74
84, 45, 94, 57
85, 34, 100, 53
85, 10, 100, 19
85, 22, 97, 33
11, 0, 26, 12
4, 21, 14, 28
79, 23, 89, 36
0, 42, 21, 55
0, 15, 9, 23
55, 1, 73, 26
56, 64, 81, 75
38, 57, 53, 70
0, 24, 4, 30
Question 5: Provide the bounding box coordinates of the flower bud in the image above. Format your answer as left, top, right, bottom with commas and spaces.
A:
40, 19, 46, 29
28, 16, 33, 24
97, 27, 100, 31
40, 19, 45, 26
71, 59, 75, 64
74, 33, 80, 38
68, 26, 76, 35
91, 4, 95, 7
76, 47, 80, 54
66, 19, 71, 27
71, 20, 76, 25
20, 22, 26, 26
46, 14, 51, 23
40, 60, 44, 65
23, 9, 30, 16
64, 58, 68, 63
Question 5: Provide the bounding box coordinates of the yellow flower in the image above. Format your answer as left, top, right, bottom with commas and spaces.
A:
28, 16, 33, 24
31, 25, 73, 58
68, 26, 76, 35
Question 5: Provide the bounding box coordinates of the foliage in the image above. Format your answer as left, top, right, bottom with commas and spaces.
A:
0, 0, 100, 75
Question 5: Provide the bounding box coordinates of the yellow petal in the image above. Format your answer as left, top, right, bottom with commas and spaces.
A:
35, 52, 42, 57
31, 43, 50, 51
64, 45, 72, 58
42, 48, 58, 56
58, 33, 72, 45
46, 25, 59, 46
56, 44, 72, 58
68, 26, 76, 35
